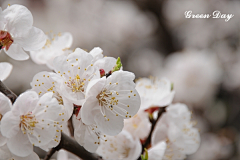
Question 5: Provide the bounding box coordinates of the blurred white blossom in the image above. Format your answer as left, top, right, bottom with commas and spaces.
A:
97, 130, 141, 160
161, 50, 221, 107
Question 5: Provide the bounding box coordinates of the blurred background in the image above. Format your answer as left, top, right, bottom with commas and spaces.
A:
1, 0, 240, 159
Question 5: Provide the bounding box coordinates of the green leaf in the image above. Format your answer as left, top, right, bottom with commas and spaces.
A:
112, 57, 122, 72
141, 148, 149, 160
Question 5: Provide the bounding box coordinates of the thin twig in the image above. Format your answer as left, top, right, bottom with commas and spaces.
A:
68, 115, 74, 137
43, 132, 101, 160
138, 107, 166, 160
0, 80, 17, 103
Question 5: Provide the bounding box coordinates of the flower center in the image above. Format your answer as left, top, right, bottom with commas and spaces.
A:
97, 89, 130, 119
0, 114, 2, 121
0, 31, 13, 50
20, 112, 38, 134
97, 89, 118, 106
53, 91, 63, 105
67, 74, 85, 93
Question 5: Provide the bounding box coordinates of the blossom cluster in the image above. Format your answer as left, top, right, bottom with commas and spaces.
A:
0, 4, 201, 160
97, 78, 200, 160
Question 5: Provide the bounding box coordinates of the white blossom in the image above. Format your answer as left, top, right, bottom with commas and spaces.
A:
1, 91, 65, 157
136, 77, 175, 110
30, 32, 73, 69
0, 62, 12, 81
161, 50, 221, 107
151, 103, 200, 159
97, 130, 141, 160
124, 110, 151, 140
0, 4, 46, 60
30, 71, 73, 120
0, 92, 11, 147
51, 47, 100, 106
80, 71, 140, 136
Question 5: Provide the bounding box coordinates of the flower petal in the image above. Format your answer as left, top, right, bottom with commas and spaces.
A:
0, 133, 7, 147
14, 27, 46, 51
12, 152, 40, 160
27, 121, 57, 147
4, 43, 29, 60
95, 110, 124, 136
12, 91, 38, 116
7, 130, 33, 157
89, 47, 103, 63
107, 70, 136, 90
74, 119, 99, 153
0, 62, 12, 81
1, 111, 20, 138
3, 4, 33, 36
80, 96, 99, 125
54, 32, 73, 49
0, 92, 12, 114
148, 141, 166, 160
85, 77, 106, 98
94, 57, 116, 72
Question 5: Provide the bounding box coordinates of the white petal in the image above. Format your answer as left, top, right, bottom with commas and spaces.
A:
14, 27, 46, 51
27, 121, 57, 147
0, 144, 12, 160
12, 91, 38, 116
85, 77, 106, 98
151, 115, 168, 146
80, 96, 99, 125
94, 57, 116, 72
52, 55, 69, 74
148, 141, 166, 160
12, 152, 40, 160
113, 89, 141, 118
4, 43, 29, 60
0, 133, 7, 147
40, 130, 61, 151
0, 92, 11, 114
89, 47, 103, 63
74, 120, 99, 153
127, 137, 142, 160
54, 32, 73, 49
7, 130, 33, 157
95, 110, 124, 136
34, 92, 63, 121
107, 70, 135, 90
0, 62, 12, 81
168, 123, 200, 155
1, 111, 20, 138
3, 4, 33, 36
30, 71, 55, 97
57, 150, 69, 160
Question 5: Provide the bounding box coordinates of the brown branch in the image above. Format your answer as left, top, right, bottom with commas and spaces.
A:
44, 132, 101, 160
138, 107, 166, 160
0, 80, 17, 103
68, 115, 74, 137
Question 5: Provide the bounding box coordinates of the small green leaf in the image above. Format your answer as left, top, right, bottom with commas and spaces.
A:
171, 82, 174, 91
144, 148, 148, 160
112, 57, 122, 72
141, 148, 149, 160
